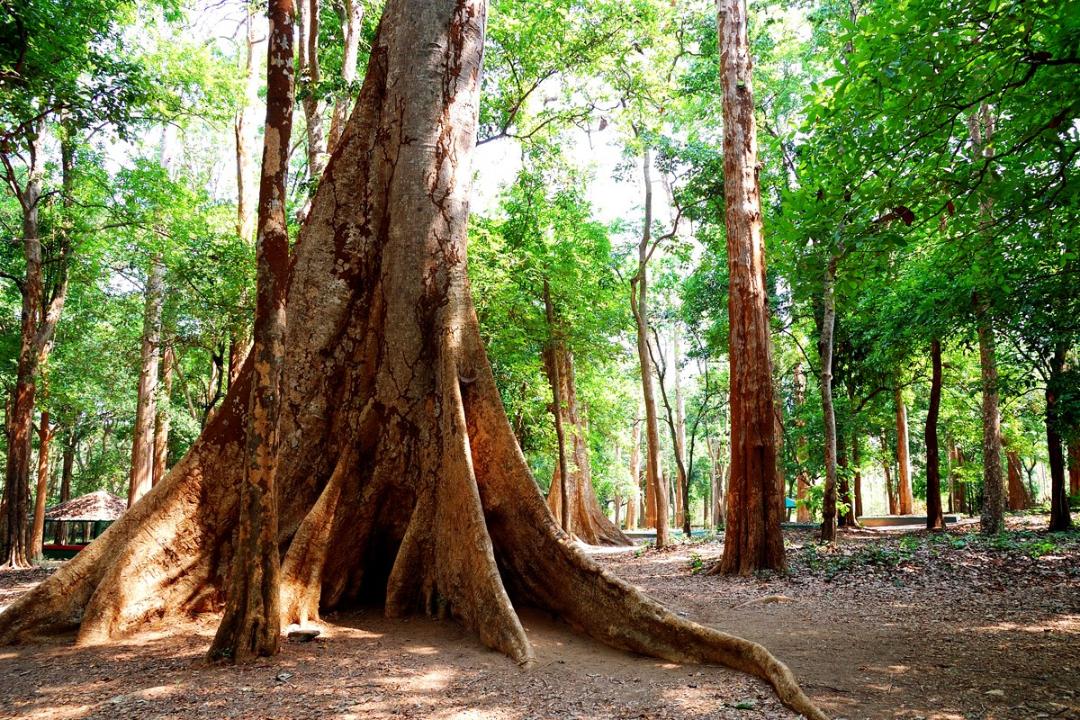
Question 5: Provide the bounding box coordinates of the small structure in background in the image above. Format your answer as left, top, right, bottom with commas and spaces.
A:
42, 491, 126, 559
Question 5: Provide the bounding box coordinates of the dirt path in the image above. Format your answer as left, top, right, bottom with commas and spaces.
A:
0, 517, 1076, 720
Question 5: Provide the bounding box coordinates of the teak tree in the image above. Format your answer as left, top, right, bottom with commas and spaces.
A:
0, 2, 824, 717
713, 0, 785, 573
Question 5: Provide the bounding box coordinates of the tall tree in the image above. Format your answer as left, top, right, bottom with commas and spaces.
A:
715, 0, 784, 573
207, 0, 296, 663
0, 3, 826, 717
128, 257, 164, 507
894, 388, 914, 515
29, 410, 52, 561
925, 340, 944, 529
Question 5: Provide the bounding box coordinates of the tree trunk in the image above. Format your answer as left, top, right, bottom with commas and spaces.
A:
968, 104, 1005, 536
883, 450, 897, 516
925, 339, 944, 529
793, 363, 810, 523
625, 415, 641, 530
894, 389, 914, 515
715, 0, 785, 574
0, 4, 825, 716
2, 125, 71, 568
29, 411, 51, 562
674, 329, 691, 535
976, 314, 1004, 533
153, 345, 175, 486
951, 445, 967, 516
818, 257, 839, 542
128, 257, 164, 508
542, 288, 629, 546
837, 430, 855, 527
297, 0, 327, 182
631, 148, 669, 549
1047, 345, 1072, 531
1068, 438, 1080, 498
235, 10, 262, 244
851, 432, 863, 521
327, 0, 364, 153
208, 0, 295, 663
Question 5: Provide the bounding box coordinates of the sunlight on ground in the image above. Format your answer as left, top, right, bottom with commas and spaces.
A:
975, 615, 1080, 635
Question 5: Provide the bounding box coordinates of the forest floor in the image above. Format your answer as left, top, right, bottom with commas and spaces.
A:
0, 513, 1076, 720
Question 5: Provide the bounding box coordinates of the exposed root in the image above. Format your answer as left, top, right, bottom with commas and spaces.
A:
462, 343, 829, 720
279, 448, 356, 626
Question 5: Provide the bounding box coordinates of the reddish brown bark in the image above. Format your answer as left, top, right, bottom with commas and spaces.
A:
625, 415, 641, 530
1006, 451, 1029, 512
1, 126, 72, 569
714, 0, 785, 573
208, 0, 295, 663
0, 3, 825, 716
29, 411, 51, 561
925, 339, 944, 530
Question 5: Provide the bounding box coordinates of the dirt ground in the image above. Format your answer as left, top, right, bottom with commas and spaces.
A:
0, 515, 1076, 720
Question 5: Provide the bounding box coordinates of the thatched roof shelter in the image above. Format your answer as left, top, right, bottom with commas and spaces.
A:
45, 491, 127, 522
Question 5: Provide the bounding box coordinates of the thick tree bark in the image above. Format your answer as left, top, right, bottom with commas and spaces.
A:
1047, 346, 1072, 531
208, 0, 295, 663
818, 258, 839, 542
29, 411, 51, 562
925, 339, 944, 529
631, 148, 669, 549
128, 257, 164, 508
894, 389, 914, 515
153, 346, 175, 487
0, 4, 825, 717
715, 0, 785, 574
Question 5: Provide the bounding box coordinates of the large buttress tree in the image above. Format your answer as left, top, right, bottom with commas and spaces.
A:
714, 0, 785, 573
0, 2, 823, 717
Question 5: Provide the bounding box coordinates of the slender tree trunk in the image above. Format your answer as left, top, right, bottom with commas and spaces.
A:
327, 0, 364, 153
793, 363, 810, 523
895, 389, 914, 515
128, 257, 164, 508
837, 429, 854, 527
626, 415, 641, 530
1047, 346, 1072, 531
631, 148, 669, 549
674, 329, 690, 535
3, 124, 71, 568
1068, 438, 1080, 498
56, 434, 74, 545
208, 0, 295, 663
715, 0, 784, 573
968, 103, 1005, 535
925, 339, 944, 529
882, 439, 897, 515
153, 346, 175, 486
818, 258, 838, 541
851, 430, 863, 521
29, 411, 51, 562
543, 279, 572, 535
297, 0, 327, 182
